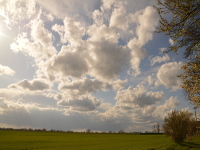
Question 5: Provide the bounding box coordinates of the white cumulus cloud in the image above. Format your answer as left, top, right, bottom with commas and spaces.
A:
157, 62, 183, 90
109, 2, 129, 30
0, 64, 15, 76
127, 6, 158, 76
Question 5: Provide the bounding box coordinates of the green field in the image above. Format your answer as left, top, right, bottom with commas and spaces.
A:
0, 130, 200, 150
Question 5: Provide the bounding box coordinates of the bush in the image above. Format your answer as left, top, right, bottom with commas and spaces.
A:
163, 110, 196, 144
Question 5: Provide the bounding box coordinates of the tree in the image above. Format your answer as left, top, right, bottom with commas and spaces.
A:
178, 55, 200, 106
85, 129, 91, 133
156, 123, 161, 133
163, 110, 196, 144
118, 130, 125, 133
155, 0, 200, 107
155, 0, 200, 58
152, 124, 156, 133
152, 123, 161, 133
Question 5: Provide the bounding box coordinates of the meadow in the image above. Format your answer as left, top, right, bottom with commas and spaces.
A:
0, 130, 200, 150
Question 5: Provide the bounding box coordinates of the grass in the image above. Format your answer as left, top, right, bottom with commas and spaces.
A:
0, 130, 200, 150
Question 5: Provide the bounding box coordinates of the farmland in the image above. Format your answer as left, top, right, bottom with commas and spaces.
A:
0, 130, 200, 150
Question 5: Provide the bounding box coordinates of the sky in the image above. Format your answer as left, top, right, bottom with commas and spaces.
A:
0, 0, 197, 132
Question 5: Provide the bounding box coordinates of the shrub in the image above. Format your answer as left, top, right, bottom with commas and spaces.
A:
163, 110, 196, 144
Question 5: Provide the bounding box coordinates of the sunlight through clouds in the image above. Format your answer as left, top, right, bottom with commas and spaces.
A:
0, 0, 193, 132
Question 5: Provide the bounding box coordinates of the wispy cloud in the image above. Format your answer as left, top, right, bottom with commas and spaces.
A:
0, 64, 15, 76
150, 54, 170, 66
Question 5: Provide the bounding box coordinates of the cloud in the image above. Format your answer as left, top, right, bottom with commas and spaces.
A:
88, 40, 130, 80
0, 94, 178, 132
59, 78, 127, 97
157, 62, 183, 90
34, 5, 134, 83
128, 39, 147, 76
0, 96, 60, 115
31, 19, 53, 47
9, 79, 50, 91
0, 87, 61, 113
0, 97, 64, 129
150, 54, 170, 66
36, 0, 67, 19
0, 0, 188, 133
136, 6, 158, 46
57, 96, 101, 111
127, 6, 158, 76
36, 0, 101, 24
10, 11, 56, 63
97, 102, 113, 112
48, 45, 89, 79
0, 97, 35, 113
101, 0, 156, 13
0, 88, 24, 100
128, 6, 159, 47
59, 78, 107, 95
86, 25, 131, 80
159, 48, 167, 53
101, 0, 115, 10
169, 38, 175, 46
93, 9, 104, 26
153, 96, 179, 118
87, 24, 119, 43
0, 0, 36, 27
109, 2, 129, 30
43, 92, 62, 101
10, 4, 157, 82
115, 84, 164, 107
101, 92, 179, 131
43, 12, 54, 21
52, 17, 85, 46
63, 17, 85, 46
0, 64, 15, 76
111, 79, 128, 90
147, 75, 154, 85
11, 32, 56, 62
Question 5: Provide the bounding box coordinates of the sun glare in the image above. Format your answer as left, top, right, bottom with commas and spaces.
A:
0, 11, 9, 37
0, 20, 4, 37
0, 24, 3, 36
0, 20, 10, 38
0, 25, 5, 37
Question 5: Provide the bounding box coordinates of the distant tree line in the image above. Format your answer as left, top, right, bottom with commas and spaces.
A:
0, 127, 144, 134
0, 127, 125, 134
